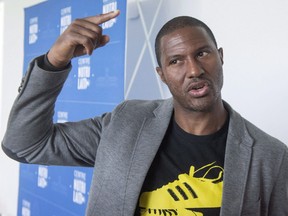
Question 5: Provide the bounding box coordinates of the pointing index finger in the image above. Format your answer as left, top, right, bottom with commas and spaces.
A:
85, 10, 120, 25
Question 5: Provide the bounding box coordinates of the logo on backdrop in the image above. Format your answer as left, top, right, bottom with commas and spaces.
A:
37, 165, 49, 189
73, 170, 87, 205
77, 57, 91, 90
29, 17, 38, 44
102, 0, 118, 29
57, 111, 69, 123
60, 6, 72, 34
21, 200, 31, 216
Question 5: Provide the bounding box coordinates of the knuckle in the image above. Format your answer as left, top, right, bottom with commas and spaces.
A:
73, 18, 82, 23
82, 37, 91, 44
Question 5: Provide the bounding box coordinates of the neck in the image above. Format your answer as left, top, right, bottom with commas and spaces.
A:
173, 102, 228, 136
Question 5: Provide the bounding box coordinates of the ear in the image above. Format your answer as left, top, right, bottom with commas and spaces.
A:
218, 48, 224, 65
156, 66, 167, 84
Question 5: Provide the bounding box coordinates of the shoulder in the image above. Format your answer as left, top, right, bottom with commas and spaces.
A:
245, 118, 287, 152
97, 98, 173, 130
113, 98, 173, 117
225, 101, 287, 160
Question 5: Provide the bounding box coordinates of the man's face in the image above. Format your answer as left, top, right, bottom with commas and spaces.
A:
156, 26, 224, 113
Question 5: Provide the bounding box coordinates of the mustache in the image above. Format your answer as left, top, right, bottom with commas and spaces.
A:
186, 78, 211, 91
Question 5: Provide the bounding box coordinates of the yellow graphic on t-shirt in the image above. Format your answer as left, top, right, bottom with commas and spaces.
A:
139, 162, 223, 216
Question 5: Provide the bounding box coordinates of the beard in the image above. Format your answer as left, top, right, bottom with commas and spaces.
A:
172, 76, 223, 113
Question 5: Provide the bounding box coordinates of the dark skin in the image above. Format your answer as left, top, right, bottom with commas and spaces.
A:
47, 10, 120, 68
156, 26, 228, 135
47, 10, 227, 136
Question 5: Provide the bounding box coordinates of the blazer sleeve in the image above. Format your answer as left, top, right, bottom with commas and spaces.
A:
268, 148, 288, 215
1, 55, 113, 167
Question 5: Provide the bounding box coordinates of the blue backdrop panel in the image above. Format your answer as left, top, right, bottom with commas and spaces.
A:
19, 0, 126, 215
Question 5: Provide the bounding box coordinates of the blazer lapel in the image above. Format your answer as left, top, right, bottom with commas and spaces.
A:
220, 103, 254, 216
123, 99, 174, 215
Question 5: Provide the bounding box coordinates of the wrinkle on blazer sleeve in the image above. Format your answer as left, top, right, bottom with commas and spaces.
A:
1, 55, 117, 167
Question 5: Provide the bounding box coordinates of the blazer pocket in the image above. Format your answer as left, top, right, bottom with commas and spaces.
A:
241, 197, 261, 216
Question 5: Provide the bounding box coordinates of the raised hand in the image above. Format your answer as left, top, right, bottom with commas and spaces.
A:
47, 10, 120, 68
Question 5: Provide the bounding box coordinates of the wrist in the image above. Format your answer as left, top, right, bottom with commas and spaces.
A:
47, 51, 70, 69
44, 52, 70, 71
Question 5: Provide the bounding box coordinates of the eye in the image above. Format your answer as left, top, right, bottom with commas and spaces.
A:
169, 59, 179, 65
169, 58, 180, 65
197, 51, 209, 58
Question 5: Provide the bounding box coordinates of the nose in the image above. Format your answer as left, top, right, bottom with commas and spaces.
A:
186, 58, 204, 78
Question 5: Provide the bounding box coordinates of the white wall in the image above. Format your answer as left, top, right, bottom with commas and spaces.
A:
196, 0, 288, 145
0, 1, 45, 215
0, 2, 3, 133
0, 0, 287, 215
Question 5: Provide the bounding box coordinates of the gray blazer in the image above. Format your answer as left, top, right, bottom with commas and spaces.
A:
2, 56, 288, 216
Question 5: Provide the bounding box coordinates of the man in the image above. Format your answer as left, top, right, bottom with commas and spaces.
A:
2, 10, 288, 216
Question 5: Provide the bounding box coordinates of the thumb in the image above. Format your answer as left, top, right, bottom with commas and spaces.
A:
97, 35, 110, 48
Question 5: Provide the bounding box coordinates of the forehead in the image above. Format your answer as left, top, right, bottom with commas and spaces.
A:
159, 26, 216, 54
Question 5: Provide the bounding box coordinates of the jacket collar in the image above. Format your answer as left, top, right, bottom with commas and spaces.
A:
220, 101, 254, 215
123, 98, 174, 215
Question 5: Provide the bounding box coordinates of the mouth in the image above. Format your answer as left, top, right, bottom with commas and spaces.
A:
187, 81, 209, 97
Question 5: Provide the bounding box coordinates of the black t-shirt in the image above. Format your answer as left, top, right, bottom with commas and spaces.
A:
135, 117, 229, 216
